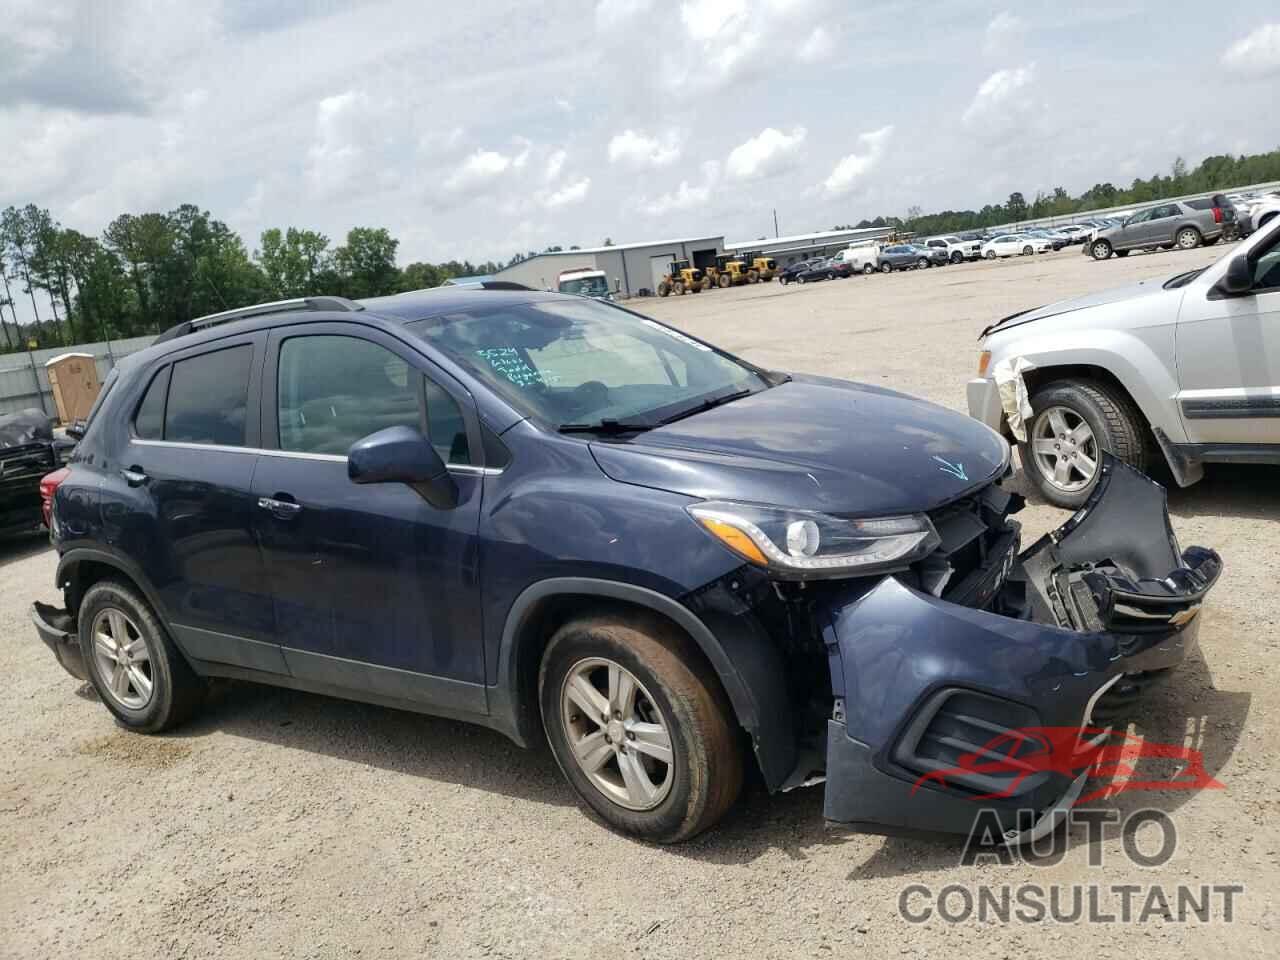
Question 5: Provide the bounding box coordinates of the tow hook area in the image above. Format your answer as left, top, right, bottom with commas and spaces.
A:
31, 602, 86, 681
820, 457, 1222, 838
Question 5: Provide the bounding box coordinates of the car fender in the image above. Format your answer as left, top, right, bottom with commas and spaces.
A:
55, 545, 171, 623
492, 576, 797, 790
984, 308, 1187, 444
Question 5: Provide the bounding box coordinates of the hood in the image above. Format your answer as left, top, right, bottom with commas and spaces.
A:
980, 276, 1172, 337
588, 376, 1009, 517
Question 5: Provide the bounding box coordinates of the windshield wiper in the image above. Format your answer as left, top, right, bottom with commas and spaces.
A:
658, 387, 754, 426
558, 419, 654, 434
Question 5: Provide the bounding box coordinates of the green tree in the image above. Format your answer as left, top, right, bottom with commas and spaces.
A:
331, 227, 399, 298
257, 227, 332, 298
1006, 192, 1028, 222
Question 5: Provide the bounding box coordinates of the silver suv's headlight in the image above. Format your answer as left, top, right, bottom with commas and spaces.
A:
687, 501, 940, 580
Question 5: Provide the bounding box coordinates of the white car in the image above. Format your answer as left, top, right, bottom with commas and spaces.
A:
832, 242, 881, 274
921, 235, 983, 263
1056, 225, 1092, 243
981, 234, 1052, 258
1242, 194, 1280, 237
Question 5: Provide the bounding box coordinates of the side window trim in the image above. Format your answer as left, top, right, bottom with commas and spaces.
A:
260, 322, 488, 471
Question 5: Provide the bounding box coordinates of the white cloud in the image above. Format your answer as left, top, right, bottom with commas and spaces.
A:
554, 97, 573, 112
680, 0, 746, 42
608, 129, 682, 168
639, 181, 711, 217
445, 148, 513, 191
726, 126, 806, 181
822, 125, 893, 195
1221, 22, 1280, 76
983, 11, 1025, 57
596, 0, 653, 31
798, 25, 835, 63
962, 64, 1036, 131
542, 177, 591, 209
544, 149, 567, 182
307, 91, 368, 195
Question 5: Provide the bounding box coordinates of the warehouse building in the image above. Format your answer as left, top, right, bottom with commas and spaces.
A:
493, 235, 725, 297
724, 227, 893, 267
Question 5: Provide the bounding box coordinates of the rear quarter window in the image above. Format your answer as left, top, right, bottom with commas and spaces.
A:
164, 345, 252, 446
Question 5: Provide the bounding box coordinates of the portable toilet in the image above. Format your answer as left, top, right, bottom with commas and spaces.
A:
45, 352, 101, 424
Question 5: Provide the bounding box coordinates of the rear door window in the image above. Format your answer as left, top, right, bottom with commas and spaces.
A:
164, 345, 252, 446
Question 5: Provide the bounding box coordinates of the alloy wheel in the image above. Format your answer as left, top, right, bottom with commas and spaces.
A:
91, 608, 154, 710
560, 657, 674, 811
1031, 406, 1099, 493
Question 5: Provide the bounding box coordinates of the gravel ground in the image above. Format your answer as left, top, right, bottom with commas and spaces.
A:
3, 243, 1276, 958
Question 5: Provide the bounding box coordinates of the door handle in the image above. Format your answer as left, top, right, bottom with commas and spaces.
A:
120, 467, 149, 487
258, 496, 302, 519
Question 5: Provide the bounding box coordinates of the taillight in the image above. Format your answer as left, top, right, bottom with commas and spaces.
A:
1212, 207, 1223, 223
40, 467, 70, 527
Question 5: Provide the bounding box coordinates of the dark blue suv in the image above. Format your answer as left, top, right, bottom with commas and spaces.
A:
33, 287, 1220, 842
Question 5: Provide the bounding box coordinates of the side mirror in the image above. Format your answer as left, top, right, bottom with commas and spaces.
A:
348, 425, 457, 509
1219, 254, 1254, 296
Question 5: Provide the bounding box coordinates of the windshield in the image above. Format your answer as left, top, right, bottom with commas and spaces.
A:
407, 299, 768, 428
558, 275, 610, 297
1163, 267, 1206, 290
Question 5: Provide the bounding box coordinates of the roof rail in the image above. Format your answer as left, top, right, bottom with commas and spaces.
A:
478, 280, 532, 291
153, 296, 364, 344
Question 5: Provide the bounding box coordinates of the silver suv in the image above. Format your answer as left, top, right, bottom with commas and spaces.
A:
1086, 198, 1231, 260
969, 218, 1280, 506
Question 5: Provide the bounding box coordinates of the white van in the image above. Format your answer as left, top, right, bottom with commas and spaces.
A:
832, 241, 882, 274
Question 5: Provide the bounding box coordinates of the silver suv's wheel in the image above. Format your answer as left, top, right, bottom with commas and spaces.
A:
539, 614, 743, 842
1017, 380, 1149, 509
1030, 406, 1098, 495
1176, 227, 1201, 250
1091, 239, 1112, 260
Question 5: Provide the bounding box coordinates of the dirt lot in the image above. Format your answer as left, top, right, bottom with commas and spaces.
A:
3, 244, 1276, 958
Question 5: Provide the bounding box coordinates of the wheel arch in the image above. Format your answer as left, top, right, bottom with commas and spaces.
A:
492, 577, 795, 789
57, 547, 169, 623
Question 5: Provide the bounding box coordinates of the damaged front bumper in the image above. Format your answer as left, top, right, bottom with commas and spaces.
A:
820, 457, 1220, 840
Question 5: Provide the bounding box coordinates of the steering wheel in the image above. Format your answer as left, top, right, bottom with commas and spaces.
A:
568, 380, 610, 416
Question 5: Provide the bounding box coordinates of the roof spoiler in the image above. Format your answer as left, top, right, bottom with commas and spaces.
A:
154, 296, 364, 344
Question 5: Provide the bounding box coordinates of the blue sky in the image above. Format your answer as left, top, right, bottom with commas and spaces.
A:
2, 0, 1279, 277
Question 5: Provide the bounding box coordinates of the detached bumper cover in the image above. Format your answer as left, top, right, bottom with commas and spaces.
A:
966, 377, 1003, 433
32, 602, 86, 681
820, 458, 1220, 838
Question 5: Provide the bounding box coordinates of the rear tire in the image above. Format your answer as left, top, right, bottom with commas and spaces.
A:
1017, 379, 1149, 509
658, 281, 671, 297
797, 275, 806, 284
880, 262, 892, 273
539, 615, 743, 843
1176, 226, 1201, 250
718, 273, 730, 288
673, 280, 685, 295
79, 579, 206, 733
917, 258, 930, 269
1022, 245, 1033, 256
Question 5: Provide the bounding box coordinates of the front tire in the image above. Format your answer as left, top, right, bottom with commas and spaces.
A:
1017, 380, 1148, 509
984, 250, 996, 260
1090, 239, 1113, 260
917, 258, 930, 269
539, 615, 743, 843
1022, 245, 1033, 256
79, 579, 205, 732
880, 261, 892, 273
950, 251, 963, 264
797, 275, 806, 284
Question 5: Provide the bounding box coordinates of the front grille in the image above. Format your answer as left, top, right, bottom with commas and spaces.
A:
919, 483, 1022, 608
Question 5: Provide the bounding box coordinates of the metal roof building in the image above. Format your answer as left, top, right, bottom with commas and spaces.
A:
725, 227, 892, 265
493, 235, 725, 298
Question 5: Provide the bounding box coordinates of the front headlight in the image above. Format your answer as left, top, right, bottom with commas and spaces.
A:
687, 501, 940, 580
